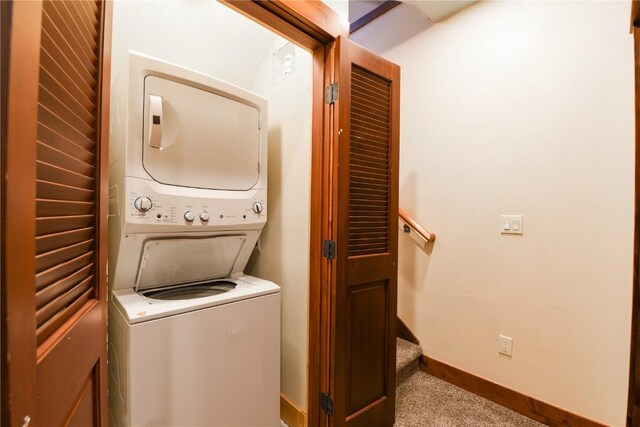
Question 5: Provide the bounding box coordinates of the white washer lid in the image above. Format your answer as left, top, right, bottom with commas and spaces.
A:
135, 235, 247, 291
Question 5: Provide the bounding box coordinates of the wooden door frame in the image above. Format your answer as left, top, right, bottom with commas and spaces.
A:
220, 2, 346, 426
2, 2, 45, 425
629, 3, 640, 426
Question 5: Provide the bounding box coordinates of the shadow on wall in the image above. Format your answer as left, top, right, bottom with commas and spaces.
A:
350, 3, 433, 54
246, 125, 282, 271
398, 171, 433, 327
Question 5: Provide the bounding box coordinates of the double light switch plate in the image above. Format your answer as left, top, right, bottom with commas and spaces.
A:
501, 215, 523, 235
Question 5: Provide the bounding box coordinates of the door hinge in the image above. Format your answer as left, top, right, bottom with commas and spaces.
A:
322, 239, 336, 260
320, 392, 334, 417
325, 83, 338, 104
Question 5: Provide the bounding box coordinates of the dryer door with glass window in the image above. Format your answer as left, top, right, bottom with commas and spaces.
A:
142, 76, 261, 190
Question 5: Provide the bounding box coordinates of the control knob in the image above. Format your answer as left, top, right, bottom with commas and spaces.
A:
133, 196, 153, 212
184, 211, 195, 222
252, 202, 264, 214
199, 212, 210, 222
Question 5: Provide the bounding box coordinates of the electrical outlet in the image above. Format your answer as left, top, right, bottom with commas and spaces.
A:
499, 335, 513, 357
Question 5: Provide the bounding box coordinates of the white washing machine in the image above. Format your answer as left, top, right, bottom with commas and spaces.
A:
108, 52, 279, 426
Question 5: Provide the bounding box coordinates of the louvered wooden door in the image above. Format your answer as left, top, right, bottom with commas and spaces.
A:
3, 1, 111, 425
329, 37, 400, 427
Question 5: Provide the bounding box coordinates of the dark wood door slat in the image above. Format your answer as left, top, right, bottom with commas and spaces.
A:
349, 227, 389, 235
35, 289, 93, 345
84, 0, 100, 18
36, 265, 93, 309
351, 192, 389, 200
38, 122, 95, 160
35, 239, 94, 273
40, 45, 96, 106
75, 0, 100, 27
349, 233, 389, 240
351, 149, 388, 164
38, 105, 96, 149
68, 2, 97, 40
36, 275, 93, 328
352, 94, 390, 112
351, 169, 388, 181
37, 142, 95, 177
349, 204, 388, 211
351, 135, 390, 152
349, 61, 392, 260
36, 215, 94, 236
351, 164, 389, 179
352, 107, 389, 125
352, 125, 391, 143
352, 109, 390, 132
352, 95, 390, 115
353, 71, 390, 91
351, 134, 390, 150
353, 66, 390, 88
351, 179, 389, 190
349, 244, 388, 252
40, 27, 95, 91
60, 2, 98, 51
351, 89, 388, 109
46, 1, 97, 67
349, 237, 389, 245
39, 52, 95, 112
37, 180, 95, 202
351, 158, 388, 172
38, 161, 95, 190
36, 252, 94, 291
350, 222, 389, 228
36, 227, 94, 255
352, 79, 390, 103
42, 5, 97, 75
39, 70, 96, 123
39, 84, 96, 139
36, 199, 94, 217
353, 74, 390, 95
348, 209, 390, 218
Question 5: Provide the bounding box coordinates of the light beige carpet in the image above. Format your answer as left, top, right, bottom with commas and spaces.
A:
395, 370, 544, 427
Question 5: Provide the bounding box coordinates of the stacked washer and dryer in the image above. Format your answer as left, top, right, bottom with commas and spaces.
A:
108, 52, 280, 426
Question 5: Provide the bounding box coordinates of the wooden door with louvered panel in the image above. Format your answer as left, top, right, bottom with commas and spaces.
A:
3, 0, 111, 425
329, 37, 400, 427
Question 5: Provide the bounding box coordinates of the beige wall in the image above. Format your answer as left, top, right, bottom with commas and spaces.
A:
352, 1, 634, 425
247, 41, 313, 412
111, 0, 278, 89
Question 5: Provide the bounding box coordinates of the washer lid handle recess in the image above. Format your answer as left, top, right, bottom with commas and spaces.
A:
135, 235, 247, 292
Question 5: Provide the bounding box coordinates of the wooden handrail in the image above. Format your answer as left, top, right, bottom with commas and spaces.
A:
399, 208, 435, 244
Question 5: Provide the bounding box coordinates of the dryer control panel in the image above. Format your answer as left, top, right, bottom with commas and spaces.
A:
121, 177, 266, 233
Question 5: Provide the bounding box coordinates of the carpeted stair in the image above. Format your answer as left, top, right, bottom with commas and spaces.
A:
394, 338, 544, 427
396, 338, 423, 386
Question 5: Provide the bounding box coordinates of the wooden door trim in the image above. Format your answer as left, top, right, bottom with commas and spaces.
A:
96, 1, 112, 424
218, 2, 345, 426
627, 3, 640, 425
2, 1, 43, 425
223, 0, 346, 51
